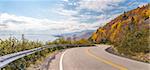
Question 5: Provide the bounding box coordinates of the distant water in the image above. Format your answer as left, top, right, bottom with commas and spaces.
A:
0, 34, 58, 42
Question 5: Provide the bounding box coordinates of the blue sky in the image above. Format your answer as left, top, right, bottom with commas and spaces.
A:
0, 0, 149, 35
0, 0, 63, 20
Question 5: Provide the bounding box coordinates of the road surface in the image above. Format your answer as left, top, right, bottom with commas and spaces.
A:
49, 45, 150, 70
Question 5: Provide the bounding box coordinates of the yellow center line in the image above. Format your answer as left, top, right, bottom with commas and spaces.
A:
86, 48, 128, 70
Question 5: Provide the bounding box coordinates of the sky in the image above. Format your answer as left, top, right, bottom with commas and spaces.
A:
0, 0, 149, 36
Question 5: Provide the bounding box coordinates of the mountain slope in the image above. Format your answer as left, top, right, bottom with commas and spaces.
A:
90, 4, 150, 62
90, 4, 150, 44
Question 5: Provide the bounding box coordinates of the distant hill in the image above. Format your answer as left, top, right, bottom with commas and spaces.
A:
54, 30, 94, 40
90, 4, 149, 44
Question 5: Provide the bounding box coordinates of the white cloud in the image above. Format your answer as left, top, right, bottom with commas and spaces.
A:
62, 0, 68, 2
50, 0, 127, 34
78, 0, 126, 12
0, 13, 58, 31
55, 8, 78, 17
0, 13, 99, 34
138, 2, 148, 7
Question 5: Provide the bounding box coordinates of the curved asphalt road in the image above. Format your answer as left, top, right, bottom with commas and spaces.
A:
49, 45, 150, 70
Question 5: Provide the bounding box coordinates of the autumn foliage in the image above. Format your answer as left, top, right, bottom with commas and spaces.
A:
90, 4, 150, 57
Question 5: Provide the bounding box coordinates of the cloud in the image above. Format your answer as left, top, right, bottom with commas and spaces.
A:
55, 8, 78, 17
0, 24, 7, 29
59, 0, 127, 24
0, 13, 51, 31
78, 0, 126, 12
62, 0, 69, 2
0, 13, 98, 34
138, 2, 148, 7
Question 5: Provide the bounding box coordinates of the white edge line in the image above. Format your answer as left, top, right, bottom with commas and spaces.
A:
59, 50, 68, 70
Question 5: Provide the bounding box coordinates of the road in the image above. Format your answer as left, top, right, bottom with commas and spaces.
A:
49, 45, 150, 70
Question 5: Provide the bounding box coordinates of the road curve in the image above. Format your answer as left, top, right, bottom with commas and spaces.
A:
49, 45, 150, 70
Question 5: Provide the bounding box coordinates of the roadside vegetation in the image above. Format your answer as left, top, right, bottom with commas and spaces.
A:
1, 36, 92, 69
113, 21, 150, 62
0, 37, 43, 56
46, 37, 92, 45
2, 46, 59, 70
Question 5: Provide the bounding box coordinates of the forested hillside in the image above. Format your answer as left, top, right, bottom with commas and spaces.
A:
90, 4, 150, 62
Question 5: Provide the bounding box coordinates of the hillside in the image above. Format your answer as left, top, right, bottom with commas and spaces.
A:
90, 4, 149, 43
90, 4, 150, 62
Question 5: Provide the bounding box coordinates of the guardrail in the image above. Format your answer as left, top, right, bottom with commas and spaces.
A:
0, 44, 94, 69
0, 47, 44, 68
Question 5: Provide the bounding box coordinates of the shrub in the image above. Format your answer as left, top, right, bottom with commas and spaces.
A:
0, 37, 43, 56
114, 23, 149, 55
